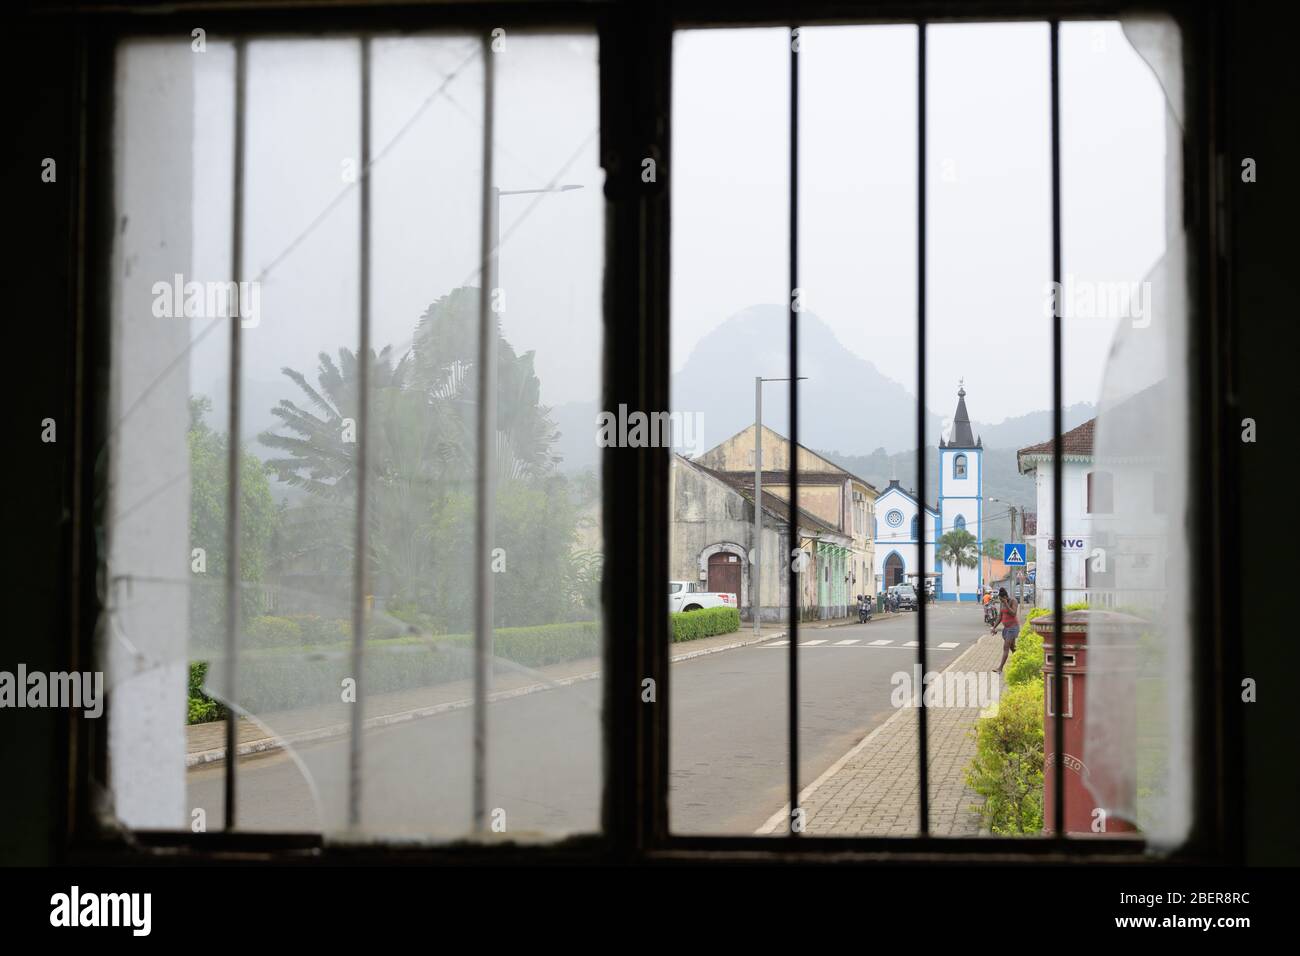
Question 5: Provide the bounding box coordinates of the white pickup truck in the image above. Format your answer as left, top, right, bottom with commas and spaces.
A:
668, 581, 737, 613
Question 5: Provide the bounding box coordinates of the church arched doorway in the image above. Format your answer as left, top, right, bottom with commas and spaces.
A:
884, 552, 904, 588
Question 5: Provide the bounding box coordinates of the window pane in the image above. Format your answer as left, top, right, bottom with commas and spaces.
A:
1060, 17, 1190, 846
481, 32, 604, 838
208, 37, 364, 834
794, 24, 924, 839
352, 34, 484, 839
669, 27, 790, 835
106, 31, 604, 842
927, 20, 1052, 838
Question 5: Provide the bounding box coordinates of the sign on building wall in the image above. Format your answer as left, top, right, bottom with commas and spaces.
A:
1047, 537, 1088, 552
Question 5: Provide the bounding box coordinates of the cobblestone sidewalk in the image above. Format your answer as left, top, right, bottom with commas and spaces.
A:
760, 631, 1004, 836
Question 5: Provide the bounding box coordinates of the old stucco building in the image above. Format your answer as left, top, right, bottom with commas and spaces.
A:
670, 425, 878, 622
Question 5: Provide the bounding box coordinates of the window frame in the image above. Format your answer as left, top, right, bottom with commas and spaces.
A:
62, 0, 1235, 867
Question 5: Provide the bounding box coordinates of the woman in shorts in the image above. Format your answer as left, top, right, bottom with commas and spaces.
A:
993, 587, 1019, 674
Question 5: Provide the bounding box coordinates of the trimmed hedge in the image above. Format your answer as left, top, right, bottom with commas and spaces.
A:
966, 677, 1045, 834
286, 614, 351, 645
186, 620, 601, 722
187, 660, 227, 724
244, 615, 304, 648
670, 606, 740, 643
965, 602, 1090, 832
245, 613, 414, 648
1005, 607, 1050, 686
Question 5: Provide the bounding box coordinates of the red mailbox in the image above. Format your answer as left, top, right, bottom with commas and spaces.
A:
1030, 609, 1143, 835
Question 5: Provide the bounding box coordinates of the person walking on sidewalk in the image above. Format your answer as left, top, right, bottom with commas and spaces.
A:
993, 587, 1020, 674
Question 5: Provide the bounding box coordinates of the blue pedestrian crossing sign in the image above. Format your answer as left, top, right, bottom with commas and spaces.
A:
1003, 543, 1027, 566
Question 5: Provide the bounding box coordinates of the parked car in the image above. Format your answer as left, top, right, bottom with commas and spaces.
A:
668, 580, 737, 613
888, 583, 918, 611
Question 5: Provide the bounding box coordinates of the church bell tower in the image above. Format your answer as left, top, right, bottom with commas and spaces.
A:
938, 382, 982, 601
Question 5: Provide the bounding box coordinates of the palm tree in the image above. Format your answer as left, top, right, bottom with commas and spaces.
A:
259, 345, 410, 499
937, 528, 979, 590
260, 287, 566, 613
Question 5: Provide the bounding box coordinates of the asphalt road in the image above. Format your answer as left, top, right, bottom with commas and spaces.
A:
188, 603, 988, 838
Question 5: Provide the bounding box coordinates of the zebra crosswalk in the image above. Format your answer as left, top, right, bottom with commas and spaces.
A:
762, 638, 962, 650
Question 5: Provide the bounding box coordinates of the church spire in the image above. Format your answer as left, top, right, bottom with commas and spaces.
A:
949, 381, 975, 447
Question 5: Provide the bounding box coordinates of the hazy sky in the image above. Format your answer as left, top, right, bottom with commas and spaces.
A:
186, 33, 603, 425
178, 21, 1169, 430
672, 21, 1169, 426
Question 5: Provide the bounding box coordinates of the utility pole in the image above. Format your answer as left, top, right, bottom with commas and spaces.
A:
753, 376, 808, 636
1009, 504, 1023, 607
990, 495, 1025, 607
475, 180, 582, 833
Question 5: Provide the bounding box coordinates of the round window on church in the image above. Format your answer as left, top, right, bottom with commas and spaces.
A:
886, 509, 903, 528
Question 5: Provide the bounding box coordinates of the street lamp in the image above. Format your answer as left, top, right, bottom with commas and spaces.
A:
752, 376, 809, 635
475, 181, 583, 833
490, 184, 585, 300
479, 177, 585, 593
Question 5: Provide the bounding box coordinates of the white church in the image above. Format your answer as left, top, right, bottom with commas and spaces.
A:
873, 384, 983, 602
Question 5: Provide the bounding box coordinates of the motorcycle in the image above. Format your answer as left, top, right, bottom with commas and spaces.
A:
857, 595, 873, 623
983, 600, 999, 629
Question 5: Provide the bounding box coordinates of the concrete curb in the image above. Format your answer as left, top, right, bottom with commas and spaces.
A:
813, 612, 900, 628
188, 628, 789, 768
755, 628, 998, 835
668, 630, 785, 662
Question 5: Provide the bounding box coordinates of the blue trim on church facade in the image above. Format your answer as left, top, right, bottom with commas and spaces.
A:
938, 433, 983, 603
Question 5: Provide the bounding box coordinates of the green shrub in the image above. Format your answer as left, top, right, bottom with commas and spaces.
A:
220, 621, 601, 715
284, 614, 349, 645
188, 697, 220, 724
385, 603, 441, 637
245, 615, 304, 648
1021, 605, 1051, 630
188, 659, 209, 699
670, 606, 740, 643
186, 660, 227, 724
493, 621, 602, 666
966, 677, 1044, 834
1004, 630, 1043, 687
334, 613, 431, 643
1005, 607, 1050, 686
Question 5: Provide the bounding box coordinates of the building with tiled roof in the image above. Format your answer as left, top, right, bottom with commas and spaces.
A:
1014, 382, 1171, 610
671, 423, 875, 622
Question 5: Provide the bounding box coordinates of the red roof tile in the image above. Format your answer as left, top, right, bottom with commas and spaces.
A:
1018, 418, 1094, 463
